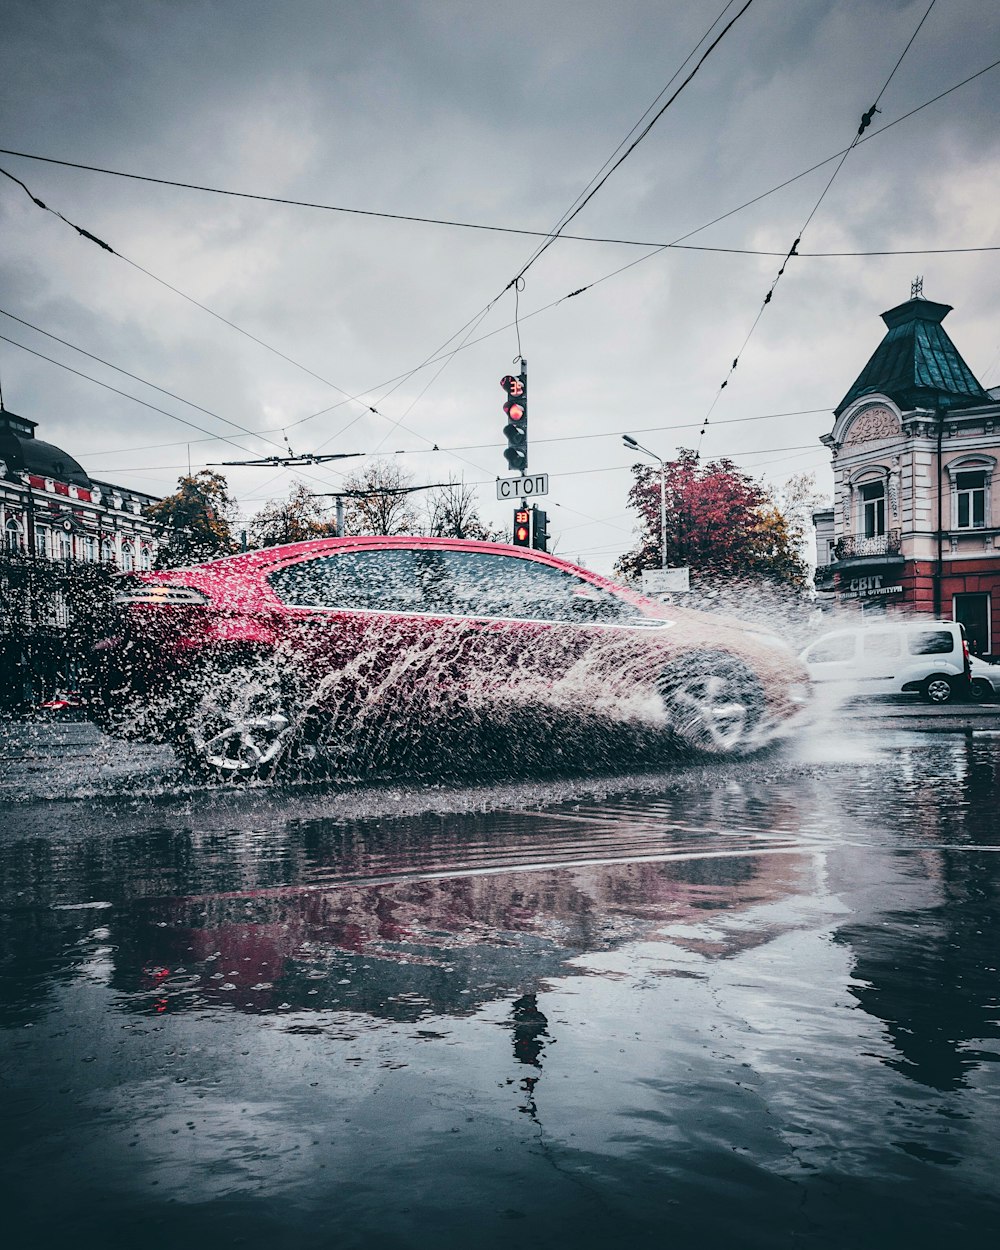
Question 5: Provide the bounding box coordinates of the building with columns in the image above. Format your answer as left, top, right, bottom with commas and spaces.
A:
0, 407, 161, 706
815, 289, 1000, 654
0, 408, 160, 569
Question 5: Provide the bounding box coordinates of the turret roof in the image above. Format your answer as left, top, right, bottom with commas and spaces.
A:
835, 296, 988, 417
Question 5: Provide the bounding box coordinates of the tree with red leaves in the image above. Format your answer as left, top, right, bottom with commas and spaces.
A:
615, 449, 807, 586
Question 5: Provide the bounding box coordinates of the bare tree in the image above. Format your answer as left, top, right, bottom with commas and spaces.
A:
342, 460, 421, 536
424, 478, 502, 541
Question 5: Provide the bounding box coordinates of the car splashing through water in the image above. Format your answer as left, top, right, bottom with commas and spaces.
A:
85, 537, 812, 782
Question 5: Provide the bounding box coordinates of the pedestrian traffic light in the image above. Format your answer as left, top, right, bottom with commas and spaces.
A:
513, 507, 531, 547
531, 507, 549, 553
501, 371, 528, 473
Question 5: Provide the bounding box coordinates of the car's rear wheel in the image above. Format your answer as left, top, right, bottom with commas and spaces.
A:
922, 674, 954, 705
174, 658, 301, 780
969, 676, 993, 702
658, 651, 765, 756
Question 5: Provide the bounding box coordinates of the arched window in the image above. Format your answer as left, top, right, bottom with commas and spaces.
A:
121, 540, 135, 572
100, 538, 114, 564
139, 543, 152, 571
4, 518, 23, 550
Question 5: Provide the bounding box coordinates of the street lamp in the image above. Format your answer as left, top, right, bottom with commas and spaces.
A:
623, 435, 667, 569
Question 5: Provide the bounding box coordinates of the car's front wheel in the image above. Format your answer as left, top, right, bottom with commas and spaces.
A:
658, 651, 765, 756
969, 676, 993, 702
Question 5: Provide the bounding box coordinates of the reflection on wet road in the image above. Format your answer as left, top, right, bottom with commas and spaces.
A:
1, 723, 999, 1248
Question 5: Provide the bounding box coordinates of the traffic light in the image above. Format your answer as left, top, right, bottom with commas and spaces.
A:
513, 508, 531, 547
501, 370, 528, 473
531, 507, 549, 553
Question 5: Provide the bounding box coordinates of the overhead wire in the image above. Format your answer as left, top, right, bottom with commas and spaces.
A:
0, 306, 291, 455
1, 50, 994, 463
503, 0, 742, 279
694, 0, 940, 457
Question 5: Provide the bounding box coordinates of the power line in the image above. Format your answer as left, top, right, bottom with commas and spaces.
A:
0, 306, 290, 455
695, 0, 939, 456
2, 49, 994, 263
0, 331, 258, 457
91, 442, 823, 478
504, 0, 742, 280
505, 0, 758, 289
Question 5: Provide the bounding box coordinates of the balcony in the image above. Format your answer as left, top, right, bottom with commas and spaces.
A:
834, 530, 901, 559
831, 529, 904, 574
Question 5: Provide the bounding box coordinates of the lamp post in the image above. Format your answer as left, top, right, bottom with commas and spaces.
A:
623, 435, 667, 569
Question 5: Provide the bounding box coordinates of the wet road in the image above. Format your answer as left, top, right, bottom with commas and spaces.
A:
1, 719, 999, 1249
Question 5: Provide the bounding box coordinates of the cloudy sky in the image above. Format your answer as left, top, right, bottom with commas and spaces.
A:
1, 0, 998, 572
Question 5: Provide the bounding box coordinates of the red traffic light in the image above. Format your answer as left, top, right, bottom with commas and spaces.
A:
513, 508, 531, 546
504, 401, 525, 422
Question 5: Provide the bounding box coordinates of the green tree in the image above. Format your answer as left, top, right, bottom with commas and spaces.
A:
146, 470, 238, 568
248, 481, 334, 549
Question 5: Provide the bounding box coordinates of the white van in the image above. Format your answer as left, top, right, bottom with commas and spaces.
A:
799, 620, 971, 704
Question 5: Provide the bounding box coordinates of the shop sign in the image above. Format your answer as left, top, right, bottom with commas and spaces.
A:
839, 573, 904, 601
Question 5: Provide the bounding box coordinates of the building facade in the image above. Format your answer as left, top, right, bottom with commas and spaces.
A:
816, 293, 1000, 655
1, 408, 160, 569
0, 407, 161, 706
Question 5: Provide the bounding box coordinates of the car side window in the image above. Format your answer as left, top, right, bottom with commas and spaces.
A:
805, 634, 856, 663
440, 551, 640, 623
863, 631, 900, 658
908, 629, 955, 655
269, 550, 426, 612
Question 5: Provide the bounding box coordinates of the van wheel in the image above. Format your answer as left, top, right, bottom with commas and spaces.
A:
922, 674, 954, 705
969, 677, 993, 702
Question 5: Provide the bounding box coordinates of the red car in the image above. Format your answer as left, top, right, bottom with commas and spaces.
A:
88, 536, 811, 779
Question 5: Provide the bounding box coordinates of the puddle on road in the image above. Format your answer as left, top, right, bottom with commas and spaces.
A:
2, 727, 1000, 1248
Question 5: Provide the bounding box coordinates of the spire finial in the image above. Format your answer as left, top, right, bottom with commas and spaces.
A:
911, 275, 924, 299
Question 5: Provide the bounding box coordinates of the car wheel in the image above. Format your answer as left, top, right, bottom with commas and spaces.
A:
922, 674, 954, 705
969, 677, 993, 702
174, 659, 299, 780
658, 651, 765, 756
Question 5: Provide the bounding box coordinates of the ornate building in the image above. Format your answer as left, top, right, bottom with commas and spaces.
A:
1, 408, 160, 568
0, 407, 161, 706
816, 289, 1000, 654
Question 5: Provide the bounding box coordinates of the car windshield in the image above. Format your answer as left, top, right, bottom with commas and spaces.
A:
268, 547, 641, 624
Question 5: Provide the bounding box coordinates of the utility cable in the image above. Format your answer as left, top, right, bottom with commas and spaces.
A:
507, 0, 739, 276
0, 306, 291, 455
2, 50, 993, 464
504, 0, 758, 290
0, 46, 994, 259
0, 164, 392, 436
694, 0, 938, 457
0, 331, 261, 457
